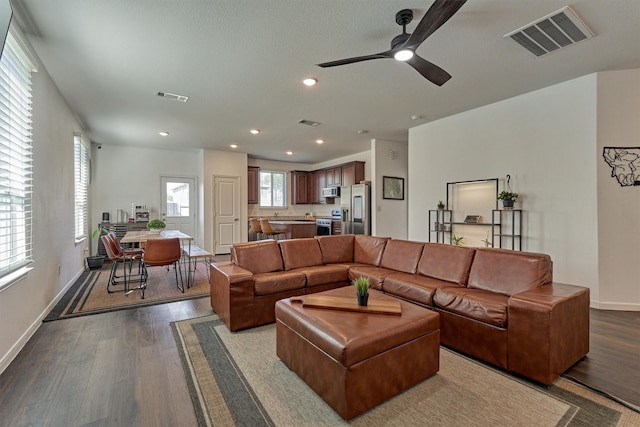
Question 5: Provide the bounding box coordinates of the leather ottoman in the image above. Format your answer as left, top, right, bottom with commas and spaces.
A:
275, 287, 440, 420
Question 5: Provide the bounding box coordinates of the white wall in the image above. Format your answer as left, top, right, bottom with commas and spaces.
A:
596, 69, 640, 309
409, 75, 601, 301
0, 42, 87, 372
90, 144, 202, 246
371, 139, 408, 238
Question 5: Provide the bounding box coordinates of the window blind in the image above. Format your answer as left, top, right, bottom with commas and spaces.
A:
74, 134, 89, 241
0, 31, 34, 280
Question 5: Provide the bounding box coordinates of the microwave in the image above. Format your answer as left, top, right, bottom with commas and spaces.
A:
321, 187, 340, 198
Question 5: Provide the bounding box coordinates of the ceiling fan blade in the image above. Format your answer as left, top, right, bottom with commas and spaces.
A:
406, 55, 451, 86
403, 0, 467, 51
317, 51, 393, 68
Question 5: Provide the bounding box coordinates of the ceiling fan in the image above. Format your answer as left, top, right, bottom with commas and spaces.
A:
317, 0, 467, 86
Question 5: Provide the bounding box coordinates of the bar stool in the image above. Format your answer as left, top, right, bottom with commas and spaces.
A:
249, 218, 264, 240
259, 218, 287, 240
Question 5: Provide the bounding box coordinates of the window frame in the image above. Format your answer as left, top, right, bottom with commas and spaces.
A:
259, 170, 287, 208
0, 27, 37, 290
74, 134, 89, 243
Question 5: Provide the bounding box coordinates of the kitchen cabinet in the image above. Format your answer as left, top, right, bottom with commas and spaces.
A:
332, 220, 341, 235
341, 161, 365, 187
308, 171, 319, 204
326, 167, 341, 187
291, 170, 309, 205
248, 166, 259, 204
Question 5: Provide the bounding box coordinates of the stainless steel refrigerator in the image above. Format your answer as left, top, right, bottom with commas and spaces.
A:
340, 183, 371, 235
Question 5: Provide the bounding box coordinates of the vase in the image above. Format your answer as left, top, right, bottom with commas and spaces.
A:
357, 293, 369, 307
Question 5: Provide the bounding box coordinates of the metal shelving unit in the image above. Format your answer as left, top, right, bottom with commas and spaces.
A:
492, 209, 522, 250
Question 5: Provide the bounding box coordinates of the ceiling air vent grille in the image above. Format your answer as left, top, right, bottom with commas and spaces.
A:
297, 119, 321, 127
157, 91, 189, 102
504, 6, 594, 57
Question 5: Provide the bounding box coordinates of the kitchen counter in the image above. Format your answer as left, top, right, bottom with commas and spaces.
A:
252, 219, 317, 240
268, 220, 315, 225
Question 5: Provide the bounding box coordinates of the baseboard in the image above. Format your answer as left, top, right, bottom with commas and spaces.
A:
590, 300, 640, 311
0, 267, 85, 374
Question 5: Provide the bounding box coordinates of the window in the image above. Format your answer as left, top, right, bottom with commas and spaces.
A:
0, 29, 36, 286
259, 170, 286, 207
74, 134, 89, 242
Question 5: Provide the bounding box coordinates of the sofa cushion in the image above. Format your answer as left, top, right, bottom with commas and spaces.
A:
233, 240, 283, 274
383, 272, 462, 307
379, 240, 425, 274
433, 286, 509, 328
417, 243, 476, 285
348, 265, 396, 291
253, 270, 306, 296
297, 264, 349, 288
354, 235, 389, 266
279, 238, 324, 271
468, 248, 553, 296
315, 235, 355, 264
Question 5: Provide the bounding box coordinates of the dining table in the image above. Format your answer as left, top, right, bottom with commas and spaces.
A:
120, 229, 195, 290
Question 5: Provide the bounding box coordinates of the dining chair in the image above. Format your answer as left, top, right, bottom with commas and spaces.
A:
101, 234, 143, 294
259, 218, 287, 240
140, 237, 184, 298
249, 218, 264, 240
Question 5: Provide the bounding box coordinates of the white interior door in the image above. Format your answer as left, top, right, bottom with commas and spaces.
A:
214, 175, 241, 254
161, 176, 197, 240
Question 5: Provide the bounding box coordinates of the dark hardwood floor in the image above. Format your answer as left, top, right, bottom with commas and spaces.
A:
0, 302, 637, 426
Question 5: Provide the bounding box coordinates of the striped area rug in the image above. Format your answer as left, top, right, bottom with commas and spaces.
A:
171, 315, 639, 427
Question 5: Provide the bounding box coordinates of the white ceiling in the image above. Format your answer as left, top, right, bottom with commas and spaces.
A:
11, 0, 640, 164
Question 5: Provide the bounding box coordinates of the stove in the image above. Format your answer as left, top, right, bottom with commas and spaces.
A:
316, 210, 341, 235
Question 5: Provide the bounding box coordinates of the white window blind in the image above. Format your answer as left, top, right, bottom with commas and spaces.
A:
0, 31, 34, 282
74, 134, 89, 242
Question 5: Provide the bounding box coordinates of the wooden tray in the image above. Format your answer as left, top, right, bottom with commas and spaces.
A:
291, 295, 401, 316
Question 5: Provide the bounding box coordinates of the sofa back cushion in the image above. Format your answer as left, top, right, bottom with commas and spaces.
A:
354, 235, 390, 266
468, 248, 553, 296
417, 243, 476, 285
315, 235, 355, 264
279, 238, 324, 270
380, 240, 425, 274
232, 240, 283, 274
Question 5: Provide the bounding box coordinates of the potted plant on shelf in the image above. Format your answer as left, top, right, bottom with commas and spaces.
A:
451, 235, 465, 246
353, 276, 370, 307
86, 225, 108, 270
497, 191, 519, 210
146, 218, 166, 232
437, 200, 445, 210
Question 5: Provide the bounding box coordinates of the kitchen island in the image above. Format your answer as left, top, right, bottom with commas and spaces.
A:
248, 219, 317, 240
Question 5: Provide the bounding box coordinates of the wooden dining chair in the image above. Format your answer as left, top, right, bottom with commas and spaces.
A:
259, 218, 286, 240
140, 237, 184, 298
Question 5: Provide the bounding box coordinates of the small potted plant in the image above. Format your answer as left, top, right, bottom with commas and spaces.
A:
497, 191, 519, 209
451, 235, 465, 246
353, 276, 370, 306
86, 225, 109, 269
437, 200, 445, 210
146, 218, 166, 232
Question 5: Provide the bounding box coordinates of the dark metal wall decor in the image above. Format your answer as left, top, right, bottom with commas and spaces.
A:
603, 147, 640, 187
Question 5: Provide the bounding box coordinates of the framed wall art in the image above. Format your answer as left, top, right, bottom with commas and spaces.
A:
383, 176, 404, 200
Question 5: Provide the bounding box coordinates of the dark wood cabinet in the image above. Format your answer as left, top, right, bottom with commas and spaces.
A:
248, 166, 259, 204
308, 171, 319, 204
332, 220, 341, 235
291, 170, 309, 204
326, 167, 341, 187
341, 161, 365, 187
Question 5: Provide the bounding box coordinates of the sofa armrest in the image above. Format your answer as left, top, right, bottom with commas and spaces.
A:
210, 262, 256, 332
507, 283, 590, 385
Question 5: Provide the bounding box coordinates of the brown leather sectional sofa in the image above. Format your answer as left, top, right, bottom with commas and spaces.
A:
210, 234, 590, 385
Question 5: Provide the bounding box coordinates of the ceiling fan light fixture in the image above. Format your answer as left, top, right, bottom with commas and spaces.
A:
394, 49, 414, 61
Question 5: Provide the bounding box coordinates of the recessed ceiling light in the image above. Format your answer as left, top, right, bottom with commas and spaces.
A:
303, 77, 318, 86
357, 130, 368, 134
315, 139, 324, 144
286, 151, 293, 156
250, 129, 260, 135
159, 131, 169, 136
230, 144, 238, 149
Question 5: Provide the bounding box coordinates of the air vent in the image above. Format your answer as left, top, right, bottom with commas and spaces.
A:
297, 119, 321, 127
504, 6, 594, 57
156, 91, 189, 102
